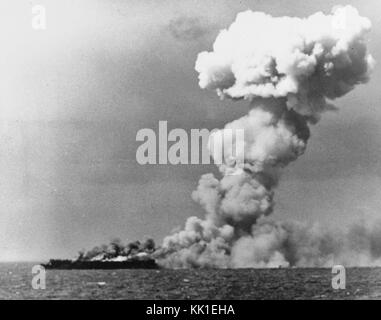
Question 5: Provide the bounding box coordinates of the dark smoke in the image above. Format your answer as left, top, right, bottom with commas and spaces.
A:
77, 238, 156, 262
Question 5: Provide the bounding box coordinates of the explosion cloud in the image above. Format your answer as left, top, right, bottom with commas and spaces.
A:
156, 6, 376, 268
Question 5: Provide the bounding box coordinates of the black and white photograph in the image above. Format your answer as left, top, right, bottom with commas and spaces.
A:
1, 0, 381, 305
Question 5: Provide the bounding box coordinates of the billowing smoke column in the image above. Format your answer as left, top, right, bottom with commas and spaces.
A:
156, 6, 375, 268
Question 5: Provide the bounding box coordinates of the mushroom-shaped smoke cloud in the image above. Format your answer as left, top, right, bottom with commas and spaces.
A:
156, 6, 375, 268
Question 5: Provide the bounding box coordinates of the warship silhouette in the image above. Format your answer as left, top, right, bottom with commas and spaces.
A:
43, 258, 159, 270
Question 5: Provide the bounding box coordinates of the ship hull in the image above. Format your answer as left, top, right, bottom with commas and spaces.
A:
43, 259, 159, 270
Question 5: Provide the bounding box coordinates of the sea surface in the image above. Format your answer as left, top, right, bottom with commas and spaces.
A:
1, 263, 381, 299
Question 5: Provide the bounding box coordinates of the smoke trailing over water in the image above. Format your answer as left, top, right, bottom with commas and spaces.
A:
156, 6, 376, 268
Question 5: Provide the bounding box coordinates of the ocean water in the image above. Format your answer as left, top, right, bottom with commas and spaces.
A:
1, 263, 381, 299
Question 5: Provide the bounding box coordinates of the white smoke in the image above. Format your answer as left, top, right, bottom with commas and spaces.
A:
195, 5, 374, 120
156, 6, 376, 268
231, 216, 381, 268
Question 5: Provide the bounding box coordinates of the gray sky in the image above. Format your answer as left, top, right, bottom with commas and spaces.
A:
1, 0, 381, 261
